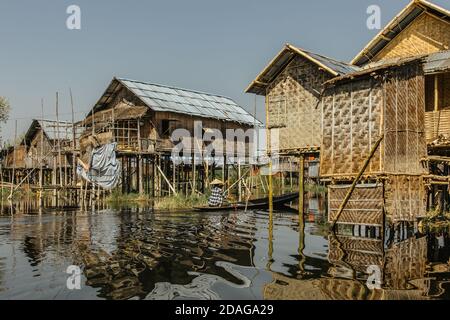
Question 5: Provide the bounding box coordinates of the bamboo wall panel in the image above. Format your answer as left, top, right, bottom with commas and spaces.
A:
4, 145, 27, 168
328, 184, 384, 226
321, 79, 383, 176
321, 63, 426, 177
383, 64, 427, 174
373, 13, 450, 63
266, 55, 332, 152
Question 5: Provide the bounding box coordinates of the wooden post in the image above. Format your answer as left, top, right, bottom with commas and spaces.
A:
434, 74, 439, 112
70, 89, 77, 187
172, 162, 176, 195
192, 155, 196, 195
56, 92, 63, 188
11, 120, 17, 198
137, 118, 144, 195
39, 99, 44, 193
299, 154, 304, 215
238, 162, 242, 202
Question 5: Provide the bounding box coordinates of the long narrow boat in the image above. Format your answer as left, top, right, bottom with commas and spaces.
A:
193, 192, 299, 212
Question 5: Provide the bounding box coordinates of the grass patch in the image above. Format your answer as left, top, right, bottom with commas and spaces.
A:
420, 209, 450, 232
305, 183, 327, 194
105, 189, 151, 205
154, 193, 208, 211
0, 187, 35, 201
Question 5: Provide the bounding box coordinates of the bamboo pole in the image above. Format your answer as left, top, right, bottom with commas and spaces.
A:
39, 99, 44, 193
56, 92, 63, 188
70, 88, 77, 187
434, 74, 439, 112
137, 118, 144, 195
10, 120, 17, 199
238, 162, 242, 202
156, 164, 177, 195
331, 135, 384, 230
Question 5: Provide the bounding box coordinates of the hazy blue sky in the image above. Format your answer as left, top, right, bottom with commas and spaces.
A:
0, 0, 448, 141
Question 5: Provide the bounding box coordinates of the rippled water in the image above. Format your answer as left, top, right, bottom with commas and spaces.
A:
0, 199, 449, 300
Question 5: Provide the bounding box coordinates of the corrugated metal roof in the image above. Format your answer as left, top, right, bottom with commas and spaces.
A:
424, 50, 450, 73
91, 78, 261, 126
304, 50, 360, 75
326, 50, 450, 86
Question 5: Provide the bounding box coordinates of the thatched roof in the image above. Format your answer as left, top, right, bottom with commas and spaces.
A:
78, 100, 148, 127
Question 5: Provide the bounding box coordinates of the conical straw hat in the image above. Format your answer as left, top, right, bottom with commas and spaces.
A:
210, 179, 224, 186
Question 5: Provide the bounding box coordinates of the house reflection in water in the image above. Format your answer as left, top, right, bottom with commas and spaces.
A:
264, 219, 450, 300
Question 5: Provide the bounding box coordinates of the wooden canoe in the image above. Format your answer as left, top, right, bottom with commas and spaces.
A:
193, 192, 299, 212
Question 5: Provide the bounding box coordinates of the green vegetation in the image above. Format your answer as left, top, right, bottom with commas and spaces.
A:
420, 209, 450, 232
105, 189, 152, 205
154, 193, 208, 211
305, 183, 327, 194
0, 187, 35, 201
105, 189, 208, 211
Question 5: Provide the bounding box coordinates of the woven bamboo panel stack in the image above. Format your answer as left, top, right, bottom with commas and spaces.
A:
425, 109, 450, 142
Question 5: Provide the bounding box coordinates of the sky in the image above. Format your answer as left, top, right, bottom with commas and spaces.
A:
0, 0, 448, 142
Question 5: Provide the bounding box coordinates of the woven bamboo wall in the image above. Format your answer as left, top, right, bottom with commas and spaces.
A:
3, 145, 27, 168
383, 64, 427, 174
384, 175, 426, 222
328, 184, 384, 226
321, 63, 426, 177
321, 78, 383, 176
266, 55, 332, 152
329, 175, 426, 224
425, 109, 450, 142
373, 13, 450, 63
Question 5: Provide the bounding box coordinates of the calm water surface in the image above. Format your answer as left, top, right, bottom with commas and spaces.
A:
0, 198, 449, 300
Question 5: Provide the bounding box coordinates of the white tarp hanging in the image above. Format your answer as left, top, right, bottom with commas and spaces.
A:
77, 142, 121, 190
